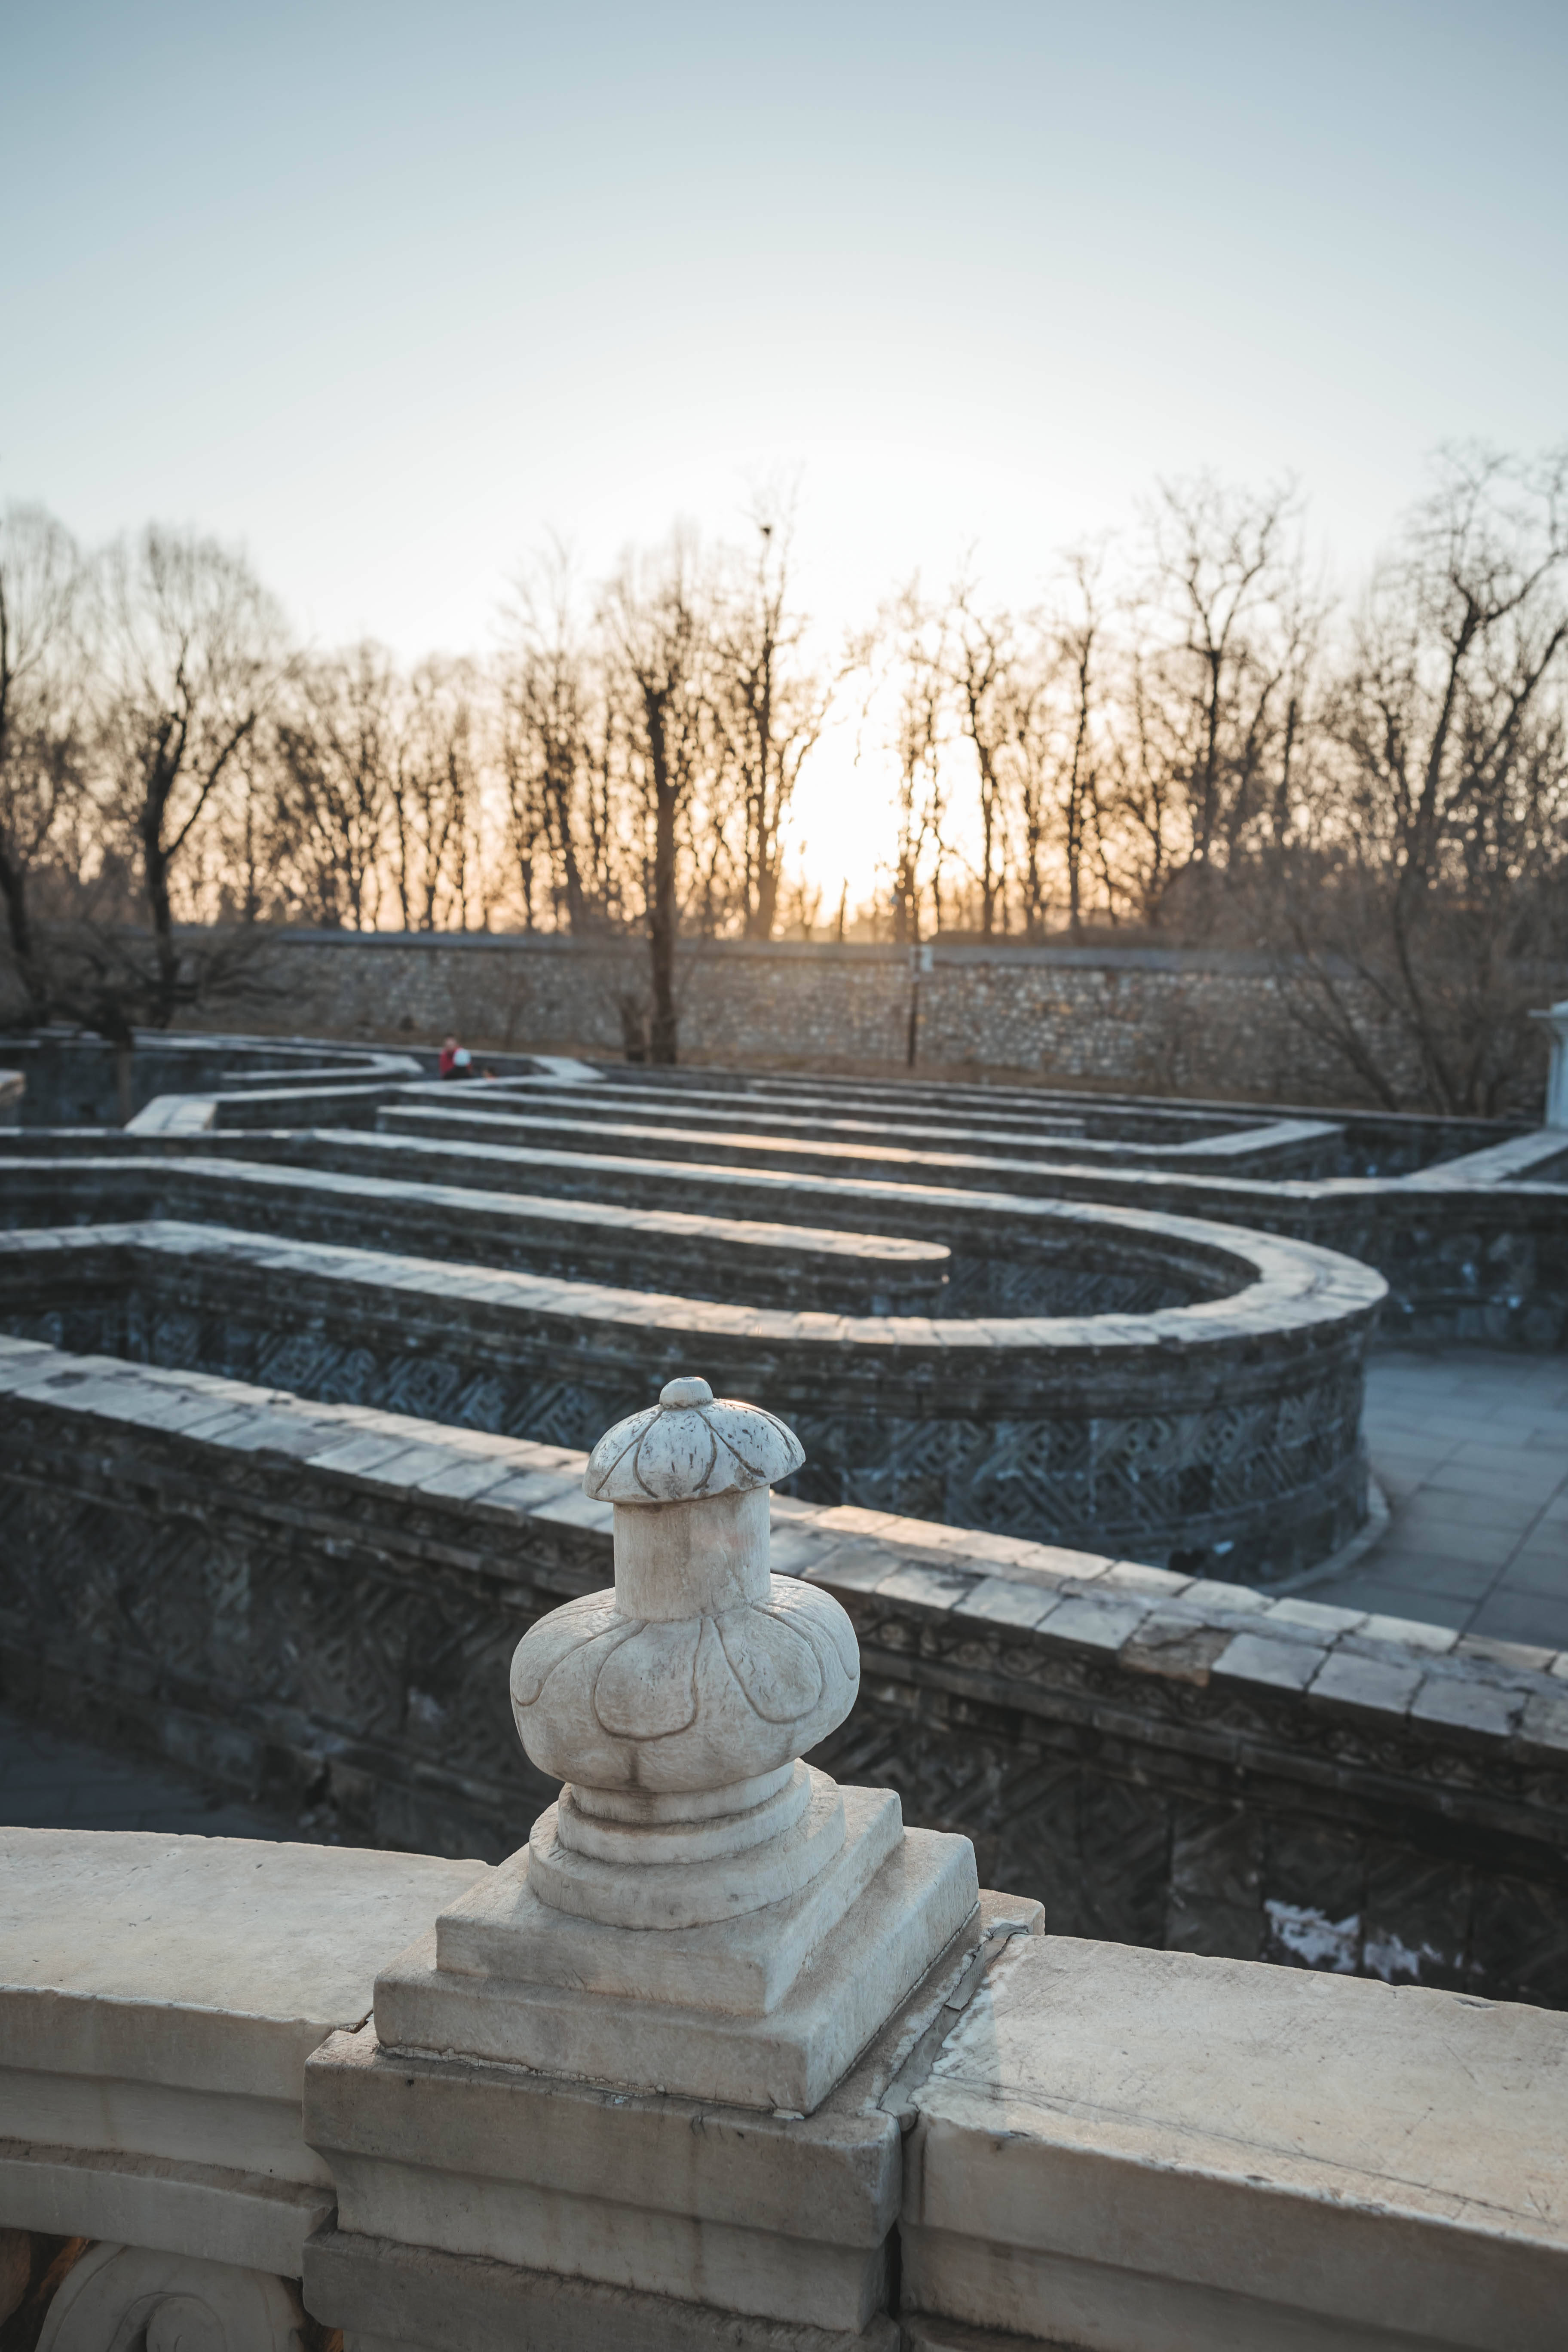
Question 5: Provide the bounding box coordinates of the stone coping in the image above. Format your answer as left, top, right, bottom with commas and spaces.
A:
0, 1829, 486, 2097
0, 1155, 948, 1270
1403, 1128, 1568, 1188
584, 1060, 1524, 1152
0, 1209, 1383, 1360
902, 1934, 1568, 2351
380, 1096, 1334, 1179
303, 1117, 1568, 1244
260, 926, 1367, 979
2, 1332, 1560, 1739
412, 1077, 1344, 1173
6, 1027, 418, 1078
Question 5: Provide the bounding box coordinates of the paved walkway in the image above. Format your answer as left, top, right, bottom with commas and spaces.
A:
0, 1709, 300, 1841
1314, 1349, 1568, 1650
2, 1349, 1563, 1839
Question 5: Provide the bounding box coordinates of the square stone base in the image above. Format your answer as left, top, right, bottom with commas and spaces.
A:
306, 1891, 1043, 2346
375, 1810, 979, 2114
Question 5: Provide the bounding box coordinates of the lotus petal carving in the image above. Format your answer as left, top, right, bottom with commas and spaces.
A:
510, 1576, 858, 1793
584, 1386, 805, 1505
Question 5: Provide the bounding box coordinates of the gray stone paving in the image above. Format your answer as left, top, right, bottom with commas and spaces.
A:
1314, 1349, 1568, 1648
0, 1708, 301, 1840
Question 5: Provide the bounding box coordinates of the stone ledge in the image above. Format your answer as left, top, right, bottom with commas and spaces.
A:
303, 2228, 901, 2352
903, 1936, 1568, 2352
0, 2140, 332, 2278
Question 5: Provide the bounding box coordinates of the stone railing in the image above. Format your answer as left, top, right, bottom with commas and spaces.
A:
2, 1374, 1564, 2348
3, 1335, 1565, 2006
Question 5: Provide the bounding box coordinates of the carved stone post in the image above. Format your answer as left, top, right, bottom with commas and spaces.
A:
374, 1375, 979, 2114
1533, 1000, 1568, 1127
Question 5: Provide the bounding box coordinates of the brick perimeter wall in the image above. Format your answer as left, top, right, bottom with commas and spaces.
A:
192, 931, 1546, 1111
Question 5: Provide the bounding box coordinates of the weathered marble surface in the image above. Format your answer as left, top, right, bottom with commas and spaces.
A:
0, 1828, 486, 2275
3, 1826, 1559, 2350
903, 1933, 1568, 2351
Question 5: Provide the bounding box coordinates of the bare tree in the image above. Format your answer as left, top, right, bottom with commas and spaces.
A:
98, 527, 285, 1023
1133, 478, 1305, 912
0, 504, 91, 1017
1043, 556, 1105, 940
1277, 449, 1568, 1112
390, 659, 481, 932
273, 644, 398, 929
499, 548, 596, 933
873, 587, 948, 944
711, 506, 830, 940
1100, 647, 1174, 923
603, 536, 718, 1062
944, 586, 1013, 937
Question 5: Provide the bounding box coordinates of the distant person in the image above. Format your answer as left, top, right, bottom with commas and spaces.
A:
438, 1035, 473, 1081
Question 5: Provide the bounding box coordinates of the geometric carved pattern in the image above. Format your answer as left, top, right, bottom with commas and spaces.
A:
0, 1251, 1371, 1579
941, 1254, 1196, 1318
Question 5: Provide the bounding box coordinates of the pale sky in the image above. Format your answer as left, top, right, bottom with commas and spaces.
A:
3, 0, 1565, 902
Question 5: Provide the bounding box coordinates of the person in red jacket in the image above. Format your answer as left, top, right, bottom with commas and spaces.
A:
438, 1034, 459, 1079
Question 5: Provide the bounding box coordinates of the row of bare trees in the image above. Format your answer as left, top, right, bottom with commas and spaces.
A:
853, 452, 1568, 1112
2, 451, 1565, 1105
0, 499, 831, 1058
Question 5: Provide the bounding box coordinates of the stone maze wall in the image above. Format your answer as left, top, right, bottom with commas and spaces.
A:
199, 927, 1559, 1111
0, 1029, 419, 1126
2, 1337, 1565, 2008
1, 1033, 1565, 2007
0, 1195, 1383, 1583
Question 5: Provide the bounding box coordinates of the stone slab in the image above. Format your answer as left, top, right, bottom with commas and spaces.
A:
0, 2065, 326, 2186
903, 1936, 1568, 2352
0, 1830, 490, 2098
312, 1890, 1040, 2246
304, 2229, 900, 2352
0, 2139, 331, 2277
377, 1823, 980, 2113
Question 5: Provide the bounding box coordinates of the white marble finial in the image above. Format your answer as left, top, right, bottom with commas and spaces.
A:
387, 1380, 980, 2113
510, 1376, 857, 1927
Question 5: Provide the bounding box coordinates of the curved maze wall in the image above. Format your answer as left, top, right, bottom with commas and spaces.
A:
0, 1053, 1386, 1582
4, 1038, 1568, 2007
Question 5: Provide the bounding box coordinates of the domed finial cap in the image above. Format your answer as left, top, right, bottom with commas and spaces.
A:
583, 1375, 804, 1505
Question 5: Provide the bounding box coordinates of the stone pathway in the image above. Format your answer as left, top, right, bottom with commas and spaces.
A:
3, 1348, 1564, 1838
0, 1708, 299, 1840
1314, 1348, 1568, 1649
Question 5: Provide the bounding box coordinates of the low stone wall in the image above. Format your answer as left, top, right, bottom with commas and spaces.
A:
286, 1114, 1568, 1351
175, 927, 1562, 1114
0, 1029, 416, 1127
2, 1335, 1563, 2007
0, 1209, 1382, 1579
7, 1829, 1563, 2351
